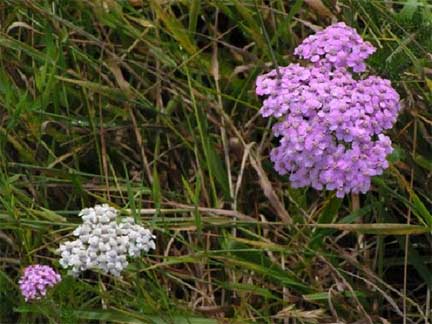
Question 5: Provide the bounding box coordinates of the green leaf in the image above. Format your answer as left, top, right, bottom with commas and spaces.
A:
398, 0, 420, 20
218, 281, 278, 300
221, 238, 311, 292
188, 0, 201, 33
304, 290, 366, 302
415, 154, 432, 171
74, 310, 217, 324
311, 223, 430, 235
149, 0, 198, 56
309, 196, 342, 250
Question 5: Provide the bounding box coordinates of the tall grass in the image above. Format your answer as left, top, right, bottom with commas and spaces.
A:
0, 0, 431, 323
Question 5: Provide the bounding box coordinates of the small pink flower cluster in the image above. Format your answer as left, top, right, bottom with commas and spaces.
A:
19, 264, 61, 301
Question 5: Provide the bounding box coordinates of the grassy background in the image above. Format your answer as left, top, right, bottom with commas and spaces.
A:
0, 0, 432, 323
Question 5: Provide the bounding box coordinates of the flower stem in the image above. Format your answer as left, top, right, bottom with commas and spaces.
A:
352, 193, 364, 255
351, 193, 360, 212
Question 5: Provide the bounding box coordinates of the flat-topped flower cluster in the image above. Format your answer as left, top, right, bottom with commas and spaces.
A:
58, 204, 155, 277
256, 22, 400, 198
19, 265, 61, 301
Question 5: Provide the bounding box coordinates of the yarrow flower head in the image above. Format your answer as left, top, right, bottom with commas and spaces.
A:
256, 23, 400, 198
19, 265, 61, 302
294, 22, 376, 72
58, 204, 156, 277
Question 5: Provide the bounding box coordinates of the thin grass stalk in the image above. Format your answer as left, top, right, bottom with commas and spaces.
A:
404, 118, 417, 324
212, 9, 234, 215
352, 193, 364, 253
426, 288, 430, 323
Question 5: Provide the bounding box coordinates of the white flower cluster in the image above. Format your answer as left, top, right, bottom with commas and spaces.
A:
58, 204, 155, 277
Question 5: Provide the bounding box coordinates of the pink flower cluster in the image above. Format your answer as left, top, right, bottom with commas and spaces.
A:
256, 23, 400, 198
19, 265, 61, 301
294, 22, 376, 72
